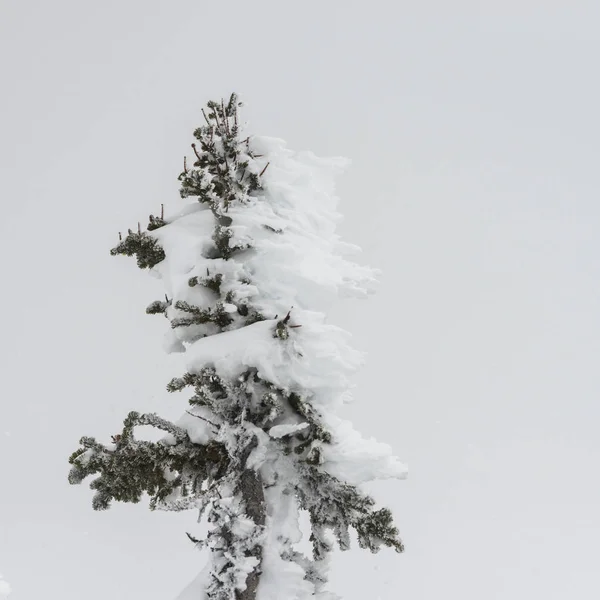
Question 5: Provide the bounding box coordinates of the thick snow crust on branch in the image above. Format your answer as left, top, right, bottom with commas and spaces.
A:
153, 137, 377, 353
164, 136, 405, 599
177, 319, 407, 484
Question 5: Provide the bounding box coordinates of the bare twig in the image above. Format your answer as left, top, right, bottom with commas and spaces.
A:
221, 99, 230, 136
186, 531, 203, 546
191, 143, 202, 161
259, 162, 270, 177
212, 107, 220, 130
185, 410, 220, 431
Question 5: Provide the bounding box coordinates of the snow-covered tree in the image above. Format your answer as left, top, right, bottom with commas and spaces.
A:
69, 95, 407, 600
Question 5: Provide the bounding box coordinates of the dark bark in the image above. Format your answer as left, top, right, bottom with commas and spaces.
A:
236, 469, 266, 600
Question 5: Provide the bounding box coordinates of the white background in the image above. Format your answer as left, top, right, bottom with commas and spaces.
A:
1, 1, 599, 599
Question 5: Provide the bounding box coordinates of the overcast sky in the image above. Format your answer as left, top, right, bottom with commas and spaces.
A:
1, 2, 599, 599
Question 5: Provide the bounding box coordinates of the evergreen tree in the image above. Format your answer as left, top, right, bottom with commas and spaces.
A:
69, 95, 407, 600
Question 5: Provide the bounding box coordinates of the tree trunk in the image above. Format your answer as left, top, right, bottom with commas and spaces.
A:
236, 469, 266, 600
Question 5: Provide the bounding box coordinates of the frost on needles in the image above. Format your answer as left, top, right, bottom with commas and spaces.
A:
68, 95, 408, 600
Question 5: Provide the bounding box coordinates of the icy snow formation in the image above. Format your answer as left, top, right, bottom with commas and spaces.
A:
153, 137, 377, 353
178, 319, 406, 486
160, 134, 406, 600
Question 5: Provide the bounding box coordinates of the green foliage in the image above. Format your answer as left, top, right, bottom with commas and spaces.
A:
178, 92, 261, 207
178, 168, 209, 201
146, 298, 170, 315
171, 300, 233, 329
288, 393, 332, 446
273, 310, 300, 341
355, 507, 404, 553
110, 230, 165, 270
273, 319, 289, 340
68, 411, 228, 511
185, 274, 265, 328
167, 368, 287, 430
177, 93, 265, 263
297, 468, 403, 559
243, 310, 266, 326
147, 213, 167, 231
211, 224, 249, 260
189, 273, 223, 293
